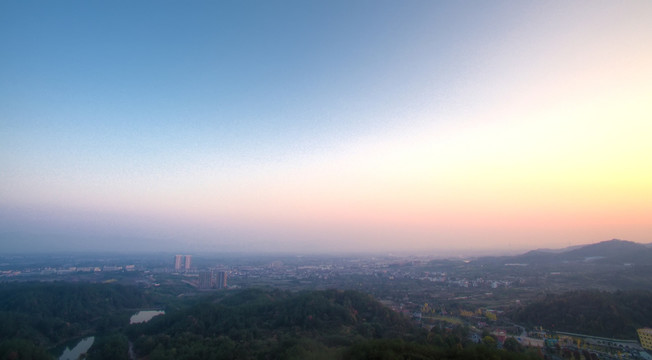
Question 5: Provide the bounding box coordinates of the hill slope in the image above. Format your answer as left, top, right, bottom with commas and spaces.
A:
128, 288, 541, 360
0, 282, 156, 346
544, 239, 650, 264
128, 288, 415, 359
477, 239, 652, 267
510, 290, 652, 339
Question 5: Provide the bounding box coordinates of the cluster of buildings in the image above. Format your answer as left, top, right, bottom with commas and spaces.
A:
174, 254, 192, 272
198, 270, 228, 290
1, 265, 138, 277
172, 254, 228, 290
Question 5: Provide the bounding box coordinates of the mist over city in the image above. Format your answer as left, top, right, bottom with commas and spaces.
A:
1, 1, 651, 359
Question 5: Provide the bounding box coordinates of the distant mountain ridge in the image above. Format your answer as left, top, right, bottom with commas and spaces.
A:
479, 239, 652, 266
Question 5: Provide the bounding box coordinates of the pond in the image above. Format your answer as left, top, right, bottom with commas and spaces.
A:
57, 336, 94, 360
130, 310, 165, 324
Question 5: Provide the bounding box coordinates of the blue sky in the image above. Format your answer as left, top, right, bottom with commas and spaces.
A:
2, 1, 512, 149
2, 1, 651, 253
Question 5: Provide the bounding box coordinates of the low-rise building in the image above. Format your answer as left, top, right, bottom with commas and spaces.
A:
638, 328, 652, 351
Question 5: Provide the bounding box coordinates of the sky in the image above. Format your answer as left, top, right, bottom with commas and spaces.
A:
1, 1, 651, 254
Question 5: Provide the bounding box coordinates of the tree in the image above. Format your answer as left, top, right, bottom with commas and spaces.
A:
0, 339, 53, 360
503, 337, 524, 352
87, 333, 129, 360
482, 335, 497, 348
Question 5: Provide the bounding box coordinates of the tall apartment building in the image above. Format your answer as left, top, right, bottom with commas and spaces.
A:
184, 255, 192, 270
216, 271, 227, 289
199, 271, 213, 289
174, 255, 183, 271
197, 270, 227, 290
174, 254, 192, 272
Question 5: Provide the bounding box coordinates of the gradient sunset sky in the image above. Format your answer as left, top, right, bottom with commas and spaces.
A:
1, 1, 651, 254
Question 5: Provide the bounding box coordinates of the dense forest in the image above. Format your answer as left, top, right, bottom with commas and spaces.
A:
0, 283, 543, 360
511, 290, 652, 339
0, 282, 158, 359
127, 288, 414, 359
5, 282, 651, 359
125, 288, 540, 360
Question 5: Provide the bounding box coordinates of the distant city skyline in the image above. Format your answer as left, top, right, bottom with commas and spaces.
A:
1, 1, 651, 254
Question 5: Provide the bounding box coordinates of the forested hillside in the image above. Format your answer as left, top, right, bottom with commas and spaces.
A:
127, 288, 540, 360
510, 290, 652, 339
127, 288, 414, 359
0, 282, 157, 359
0, 283, 542, 360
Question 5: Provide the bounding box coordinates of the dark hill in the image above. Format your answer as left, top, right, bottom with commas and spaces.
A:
0, 282, 156, 346
480, 239, 652, 266
559, 239, 650, 263
128, 289, 541, 360
510, 289, 652, 339
129, 288, 415, 359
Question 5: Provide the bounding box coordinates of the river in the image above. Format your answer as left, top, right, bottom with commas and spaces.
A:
57, 336, 94, 360
55, 310, 165, 360
129, 310, 165, 324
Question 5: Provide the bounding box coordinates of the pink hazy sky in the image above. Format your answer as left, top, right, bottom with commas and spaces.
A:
1, 1, 651, 253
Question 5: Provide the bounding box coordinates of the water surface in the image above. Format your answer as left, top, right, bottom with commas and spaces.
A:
58, 336, 94, 360
130, 310, 164, 324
